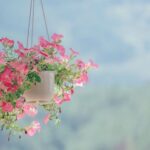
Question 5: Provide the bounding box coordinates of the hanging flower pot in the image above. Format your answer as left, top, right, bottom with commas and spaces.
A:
0, 34, 98, 138
0, 0, 98, 139
23, 71, 55, 104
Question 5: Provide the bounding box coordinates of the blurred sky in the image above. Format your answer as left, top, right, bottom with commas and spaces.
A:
0, 0, 150, 85
1, 1, 150, 149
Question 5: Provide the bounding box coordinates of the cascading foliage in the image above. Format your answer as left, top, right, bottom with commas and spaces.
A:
0, 33, 98, 138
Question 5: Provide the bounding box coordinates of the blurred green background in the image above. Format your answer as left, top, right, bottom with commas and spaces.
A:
0, 0, 150, 150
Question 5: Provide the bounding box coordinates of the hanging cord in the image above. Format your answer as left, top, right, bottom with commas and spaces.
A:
26, 0, 35, 47
40, 0, 50, 41
26, 0, 33, 48
26, 0, 50, 48
31, 0, 35, 46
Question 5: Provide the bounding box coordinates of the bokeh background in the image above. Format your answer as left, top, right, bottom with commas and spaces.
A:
0, 0, 150, 150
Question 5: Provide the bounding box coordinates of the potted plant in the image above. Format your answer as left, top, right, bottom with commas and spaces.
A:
0, 34, 98, 138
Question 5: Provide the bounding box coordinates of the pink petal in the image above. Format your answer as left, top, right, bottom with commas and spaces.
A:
23, 104, 38, 117
43, 114, 51, 125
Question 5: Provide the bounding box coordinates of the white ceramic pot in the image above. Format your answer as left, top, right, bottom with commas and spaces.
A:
23, 71, 55, 104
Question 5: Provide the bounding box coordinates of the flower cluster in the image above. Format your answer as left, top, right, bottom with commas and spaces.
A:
0, 34, 98, 138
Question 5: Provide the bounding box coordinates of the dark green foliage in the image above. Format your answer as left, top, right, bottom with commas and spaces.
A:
0, 65, 5, 73
26, 71, 41, 83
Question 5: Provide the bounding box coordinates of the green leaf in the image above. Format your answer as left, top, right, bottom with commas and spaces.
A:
5, 93, 14, 102
23, 82, 31, 91
14, 88, 24, 99
0, 65, 5, 73
26, 71, 41, 83
38, 63, 57, 71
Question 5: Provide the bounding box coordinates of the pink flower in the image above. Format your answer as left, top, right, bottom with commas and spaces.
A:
0, 91, 2, 97
43, 114, 51, 125
23, 104, 38, 117
0, 52, 6, 57
26, 121, 41, 136
0, 59, 5, 64
10, 61, 29, 75
7, 85, 19, 93
54, 93, 71, 106
51, 33, 63, 42
26, 128, 36, 136
0, 66, 24, 93
17, 41, 24, 49
75, 72, 88, 87
63, 93, 71, 102
76, 59, 86, 69
55, 45, 65, 56
32, 45, 49, 57
0, 67, 12, 82
15, 49, 25, 58
1, 101, 14, 112
0, 67, 18, 92
3, 81, 12, 87
87, 60, 99, 69
54, 95, 63, 106
39, 37, 52, 49
53, 56, 61, 63
38, 50, 49, 57
70, 89, 74, 95
0, 37, 14, 47
0, 83, 7, 92
16, 97, 25, 108
0, 52, 6, 64
61, 54, 69, 62
15, 42, 29, 57
17, 112, 25, 120
70, 48, 79, 56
